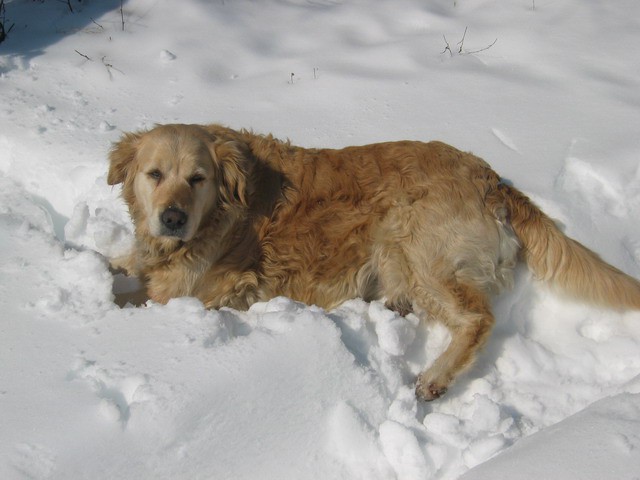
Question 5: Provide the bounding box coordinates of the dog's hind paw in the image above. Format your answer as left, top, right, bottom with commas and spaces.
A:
415, 377, 448, 401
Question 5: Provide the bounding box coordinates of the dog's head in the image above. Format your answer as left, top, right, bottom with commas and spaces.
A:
108, 124, 251, 243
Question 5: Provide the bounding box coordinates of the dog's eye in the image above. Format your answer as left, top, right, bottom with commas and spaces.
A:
189, 174, 205, 187
148, 170, 162, 181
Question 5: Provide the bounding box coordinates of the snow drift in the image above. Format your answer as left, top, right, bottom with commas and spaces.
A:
1, 0, 640, 478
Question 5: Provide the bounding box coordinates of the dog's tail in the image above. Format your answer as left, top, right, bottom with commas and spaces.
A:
494, 183, 640, 310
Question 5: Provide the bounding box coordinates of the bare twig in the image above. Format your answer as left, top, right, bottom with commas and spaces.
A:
90, 18, 104, 30
120, 0, 125, 31
75, 50, 93, 61
441, 35, 453, 57
441, 27, 497, 56
0, 0, 15, 45
466, 38, 498, 54
457, 26, 468, 54
102, 56, 124, 80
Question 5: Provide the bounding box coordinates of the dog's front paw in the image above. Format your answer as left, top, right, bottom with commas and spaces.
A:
384, 298, 413, 317
108, 254, 139, 277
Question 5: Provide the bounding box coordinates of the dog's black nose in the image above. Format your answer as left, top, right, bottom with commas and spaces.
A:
161, 207, 187, 231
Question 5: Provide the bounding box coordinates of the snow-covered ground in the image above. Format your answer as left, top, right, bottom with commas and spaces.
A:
2, 0, 640, 478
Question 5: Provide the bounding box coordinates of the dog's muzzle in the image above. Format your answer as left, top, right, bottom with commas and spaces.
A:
160, 206, 188, 237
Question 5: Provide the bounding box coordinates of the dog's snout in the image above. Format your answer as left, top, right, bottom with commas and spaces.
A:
161, 207, 188, 231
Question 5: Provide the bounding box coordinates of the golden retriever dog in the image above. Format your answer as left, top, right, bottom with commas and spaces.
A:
108, 124, 640, 401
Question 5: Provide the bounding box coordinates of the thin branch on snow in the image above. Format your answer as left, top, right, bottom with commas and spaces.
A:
120, 0, 125, 31
75, 50, 93, 61
55, 0, 75, 13
441, 35, 453, 57
441, 27, 498, 56
90, 18, 105, 30
0, 0, 15, 45
457, 26, 468, 54
466, 38, 498, 54
102, 56, 124, 80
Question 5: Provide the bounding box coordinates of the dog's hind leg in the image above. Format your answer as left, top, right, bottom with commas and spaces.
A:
413, 280, 495, 401
372, 238, 415, 316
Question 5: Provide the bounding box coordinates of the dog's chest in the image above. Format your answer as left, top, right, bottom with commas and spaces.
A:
145, 261, 205, 304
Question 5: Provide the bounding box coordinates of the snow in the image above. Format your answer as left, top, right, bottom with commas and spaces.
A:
461, 391, 640, 480
1, 0, 640, 478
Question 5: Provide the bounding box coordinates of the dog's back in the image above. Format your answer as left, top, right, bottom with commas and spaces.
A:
250, 139, 518, 308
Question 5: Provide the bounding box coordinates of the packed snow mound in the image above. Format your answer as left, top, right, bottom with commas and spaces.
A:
461, 390, 640, 480
2, 0, 640, 479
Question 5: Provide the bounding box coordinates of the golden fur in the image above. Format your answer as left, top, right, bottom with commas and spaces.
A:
108, 124, 640, 401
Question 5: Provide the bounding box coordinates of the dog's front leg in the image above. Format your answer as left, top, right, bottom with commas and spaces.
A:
108, 253, 149, 307
108, 253, 140, 277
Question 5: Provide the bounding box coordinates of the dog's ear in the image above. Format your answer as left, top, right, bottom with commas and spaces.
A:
108, 132, 142, 185
211, 140, 253, 208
